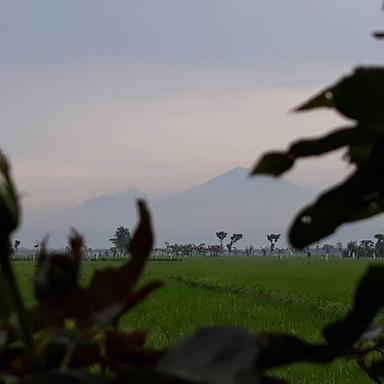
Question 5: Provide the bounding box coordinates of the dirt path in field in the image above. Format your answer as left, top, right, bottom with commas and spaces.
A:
170, 276, 348, 315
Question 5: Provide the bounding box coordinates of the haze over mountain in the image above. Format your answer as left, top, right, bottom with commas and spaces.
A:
17, 167, 384, 249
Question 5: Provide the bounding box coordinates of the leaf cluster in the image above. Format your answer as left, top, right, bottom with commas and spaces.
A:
252, 67, 384, 249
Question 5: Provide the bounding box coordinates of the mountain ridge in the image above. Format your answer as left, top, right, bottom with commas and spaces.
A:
16, 167, 384, 248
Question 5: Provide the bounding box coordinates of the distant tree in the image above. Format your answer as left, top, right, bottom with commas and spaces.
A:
227, 233, 243, 253
216, 231, 227, 248
168, 244, 177, 259
375, 233, 384, 239
360, 239, 374, 249
245, 246, 254, 256
346, 241, 357, 258
165, 243, 197, 258
12, 239, 20, 260
87, 247, 94, 259
359, 240, 375, 258
33, 240, 40, 261
322, 244, 333, 257
13, 239, 20, 253
267, 233, 281, 252
207, 244, 222, 257
182, 243, 194, 257
109, 226, 131, 257
375, 233, 384, 258
195, 243, 207, 256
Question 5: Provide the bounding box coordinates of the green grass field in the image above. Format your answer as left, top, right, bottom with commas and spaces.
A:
14, 257, 379, 383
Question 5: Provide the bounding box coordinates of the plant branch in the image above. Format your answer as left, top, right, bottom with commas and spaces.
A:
0, 238, 34, 352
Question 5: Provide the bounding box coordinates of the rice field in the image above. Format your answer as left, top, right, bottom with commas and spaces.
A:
14, 256, 379, 383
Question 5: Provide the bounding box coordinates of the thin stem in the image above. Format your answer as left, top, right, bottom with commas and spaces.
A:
0, 239, 34, 352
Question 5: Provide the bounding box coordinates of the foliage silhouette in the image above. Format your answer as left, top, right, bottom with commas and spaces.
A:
252, 67, 384, 249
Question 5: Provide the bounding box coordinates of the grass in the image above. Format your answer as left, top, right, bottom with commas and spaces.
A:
13, 256, 378, 383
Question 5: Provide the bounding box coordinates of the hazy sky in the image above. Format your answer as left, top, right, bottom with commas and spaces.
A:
1, 1, 384, 210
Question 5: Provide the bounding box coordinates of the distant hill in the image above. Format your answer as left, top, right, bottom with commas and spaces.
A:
64, 187, 146, 228
151, 167, 312, 246
17, 167, 384, 248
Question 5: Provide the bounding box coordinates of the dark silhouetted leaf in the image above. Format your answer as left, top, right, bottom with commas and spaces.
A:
367, 360, 384, 380
324, 266, 384, 348
295, 67, 384, 124
348, 198, 384, 222
289, 126, 374, 157
88, 281, 162, 327
252, 152, 294, 176
345, 143, 375, 166
289, 138, 384, 248
22, 369, 105, 384
34, 328, 99, 370
105, 329, 162, 366
127, 199, 154, 283
110, 367, 196, 384
373, 31, 384, 39
86, 200, 154, 305
294, 87, 335, 112
68, 341, 101, 369
157, 326, 261, 384
256, 333, 332, 369
45, 340, 100, 370
0, 271, 13, 325
0, 345, 27, 375
288, 171, 373, 248
30, 200, 160, 328
0, 152, 20, 238
34, 230, 83, 304
252, 126, 376, 178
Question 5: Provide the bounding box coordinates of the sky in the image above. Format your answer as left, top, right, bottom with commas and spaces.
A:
1, 0, 384, 211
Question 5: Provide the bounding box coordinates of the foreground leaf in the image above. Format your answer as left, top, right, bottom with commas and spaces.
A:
324, 266, 384, 348
0, 152, 20, 238
105, 329, 162, 366
252, 152, 294, 176
34, 230, 83, 304
289, 138, 384, 248
294, 67, 384, 124
288, 172, 373, 248
21, 369, 105, 384
256, 333, 332, 369
157, 326, 261, 384
252, 126, 377, 177
30, 200, 159, 328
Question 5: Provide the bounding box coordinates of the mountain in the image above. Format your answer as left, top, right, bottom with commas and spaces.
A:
17, 167, 384, 248
19, 188, 145, 248
17, 168, 310, 247
151, 167, 312, 245
64, 187, 146, 228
